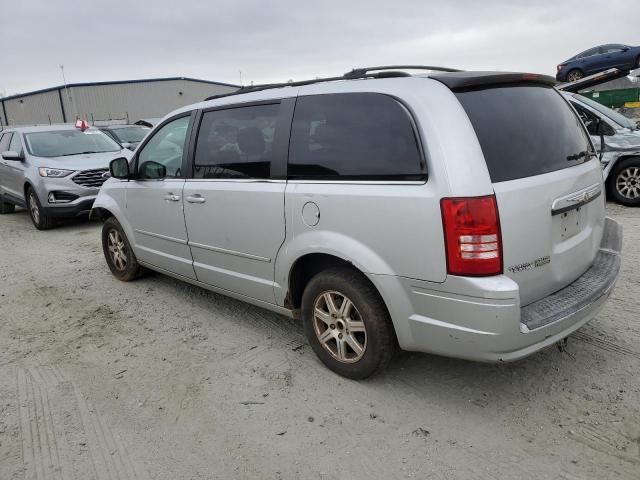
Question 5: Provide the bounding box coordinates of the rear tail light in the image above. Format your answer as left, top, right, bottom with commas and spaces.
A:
440, 195, 502, 276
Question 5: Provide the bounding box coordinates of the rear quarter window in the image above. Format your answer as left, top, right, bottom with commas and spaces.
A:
288, 93, 425, 180
455, 86, 593, 182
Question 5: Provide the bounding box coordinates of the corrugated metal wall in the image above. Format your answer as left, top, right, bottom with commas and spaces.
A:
1, 79, 236, 127
2, 90, 64, 126
62, 80, 236, 124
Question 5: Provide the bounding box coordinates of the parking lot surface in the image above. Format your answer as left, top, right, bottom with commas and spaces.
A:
0, 204, 639, 480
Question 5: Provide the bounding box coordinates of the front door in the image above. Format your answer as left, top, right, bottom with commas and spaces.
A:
3, 133, 27, 203
182, 101, 291, 303
126, 114, 196, 279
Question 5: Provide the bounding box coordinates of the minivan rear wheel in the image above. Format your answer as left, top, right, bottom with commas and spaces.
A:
301, 267, 396, 379
609, 157, 640, 206
102, 216, 144, 281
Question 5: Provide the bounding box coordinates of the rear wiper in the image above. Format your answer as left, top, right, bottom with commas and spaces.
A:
566, 150, 596, 162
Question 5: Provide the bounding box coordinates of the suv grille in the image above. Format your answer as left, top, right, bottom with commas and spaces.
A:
72, 168, 109, 188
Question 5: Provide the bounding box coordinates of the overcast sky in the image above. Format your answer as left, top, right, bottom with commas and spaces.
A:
1, 0, 638, 96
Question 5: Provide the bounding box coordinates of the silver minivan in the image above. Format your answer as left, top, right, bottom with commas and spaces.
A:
93, 67, 622, 378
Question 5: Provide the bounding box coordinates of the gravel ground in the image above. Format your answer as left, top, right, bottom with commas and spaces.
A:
0, 203, 639, 480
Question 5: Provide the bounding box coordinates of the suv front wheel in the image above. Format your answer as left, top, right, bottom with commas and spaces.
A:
27, 187, 54, 230
102, 216, 144, 281
301, 267, 397, 379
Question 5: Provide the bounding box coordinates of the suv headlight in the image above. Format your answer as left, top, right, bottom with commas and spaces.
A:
38, 167, 75, 178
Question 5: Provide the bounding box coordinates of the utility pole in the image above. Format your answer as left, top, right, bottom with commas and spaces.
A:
60, 65, 76, 120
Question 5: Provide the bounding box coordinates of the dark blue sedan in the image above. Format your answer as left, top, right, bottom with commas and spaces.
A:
557, 44, 640, 82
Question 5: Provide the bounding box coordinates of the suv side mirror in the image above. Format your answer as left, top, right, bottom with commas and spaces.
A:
139, 160, 166, 180
595, 118, 614, 136
109, 157, 131, 179
1, 150, 21, 161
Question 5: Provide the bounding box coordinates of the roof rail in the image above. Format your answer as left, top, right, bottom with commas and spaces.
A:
343, 65, 461, 78
204, 65, 460, 101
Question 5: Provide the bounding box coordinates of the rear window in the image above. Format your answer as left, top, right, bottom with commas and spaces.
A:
456, 86, 593, 182
288, 93, 425, 180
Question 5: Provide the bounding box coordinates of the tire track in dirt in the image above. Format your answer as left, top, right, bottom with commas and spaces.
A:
17, 366, 149, 480
572, 331, 640, 360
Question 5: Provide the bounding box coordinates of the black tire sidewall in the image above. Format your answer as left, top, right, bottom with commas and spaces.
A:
301, 267, 396, 379
102, 217, 141, 281
608, 157, 640, 206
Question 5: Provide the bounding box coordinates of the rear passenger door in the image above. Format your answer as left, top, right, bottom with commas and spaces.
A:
0, 133, 12, 197
4, 133, 26, 201
182, 100, 294, 303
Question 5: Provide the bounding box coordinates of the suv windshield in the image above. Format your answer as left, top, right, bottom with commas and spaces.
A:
25, 129, 121, 158
456, 85, 593, 182
576, 95, 637, 130
111, 126, 150, 143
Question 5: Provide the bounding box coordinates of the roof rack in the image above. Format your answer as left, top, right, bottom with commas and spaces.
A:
204, 65, 461, 101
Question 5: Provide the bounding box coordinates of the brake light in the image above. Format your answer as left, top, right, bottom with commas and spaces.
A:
440, 195, 502, 276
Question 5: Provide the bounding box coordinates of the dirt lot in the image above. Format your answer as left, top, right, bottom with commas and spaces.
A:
0, 203, 639, 480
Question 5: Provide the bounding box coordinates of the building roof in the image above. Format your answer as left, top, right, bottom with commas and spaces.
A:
0, 77, 239, 102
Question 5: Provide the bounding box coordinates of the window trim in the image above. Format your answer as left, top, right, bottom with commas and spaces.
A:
0, 132, 13, 152
132, 111, 195, 181
286, 92, 428, 183
185, 98, 295, 181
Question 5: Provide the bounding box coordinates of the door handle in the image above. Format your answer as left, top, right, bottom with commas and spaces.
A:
186, 195, 206, 204
164, 193, 181, 202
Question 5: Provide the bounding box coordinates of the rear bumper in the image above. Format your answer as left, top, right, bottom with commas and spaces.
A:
371, 217, 622, 362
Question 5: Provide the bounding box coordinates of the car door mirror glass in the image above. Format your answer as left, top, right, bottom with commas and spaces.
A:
139, 160, 166, 180
109, 157, 131, 179
1, 150, 21, 161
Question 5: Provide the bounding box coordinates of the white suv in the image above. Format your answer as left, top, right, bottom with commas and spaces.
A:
92, 66, 622, 378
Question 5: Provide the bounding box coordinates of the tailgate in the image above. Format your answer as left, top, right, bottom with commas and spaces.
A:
455, 83, 605, 306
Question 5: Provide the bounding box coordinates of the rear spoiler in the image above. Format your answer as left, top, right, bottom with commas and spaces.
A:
556, 68, 631, 93
430, 71, 556, 91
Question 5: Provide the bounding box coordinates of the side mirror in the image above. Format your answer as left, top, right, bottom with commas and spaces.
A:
109, 157, 131, 179
1, 150, 21, 161
139, 160, 166, 180
596, 119, 614, 136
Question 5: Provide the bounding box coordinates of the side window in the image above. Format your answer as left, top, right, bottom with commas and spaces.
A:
137, 116, 190, 179
0, 133, 12, 152
572, 104, 598, 135
288, 93, 425, 180
8, 133, 23, 155
193, 103, 280, 179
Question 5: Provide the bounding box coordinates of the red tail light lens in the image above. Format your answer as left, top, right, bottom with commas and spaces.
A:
440, 195, 502, 276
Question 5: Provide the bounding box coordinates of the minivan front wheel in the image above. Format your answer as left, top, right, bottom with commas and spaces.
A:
609, 157, 640, 206
27, 187, 54, 230
301, 267, 396, 379
102, 216, 143, 281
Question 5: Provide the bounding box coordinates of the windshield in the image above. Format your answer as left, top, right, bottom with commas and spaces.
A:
25, 129, 122, 158
576, 95, 637, 130
110, 126, 150, 143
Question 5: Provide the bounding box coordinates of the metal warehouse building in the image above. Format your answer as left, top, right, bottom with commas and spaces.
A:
0, 77, 238, 127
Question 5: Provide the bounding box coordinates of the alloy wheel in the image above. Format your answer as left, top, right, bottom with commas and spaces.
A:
107, 229, 128, 271
616, 166, 640, 200
313, 291, 367, 363
29, 192, 40, 225
567, 70, 583, 82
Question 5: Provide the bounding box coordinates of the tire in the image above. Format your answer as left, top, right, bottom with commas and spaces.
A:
567, 69, 583, 82
102, 216, 144, 281
301, 267, 397, 379
0, 196, 15, 214
26, 187, 54, 230
608, 157, 640, 206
